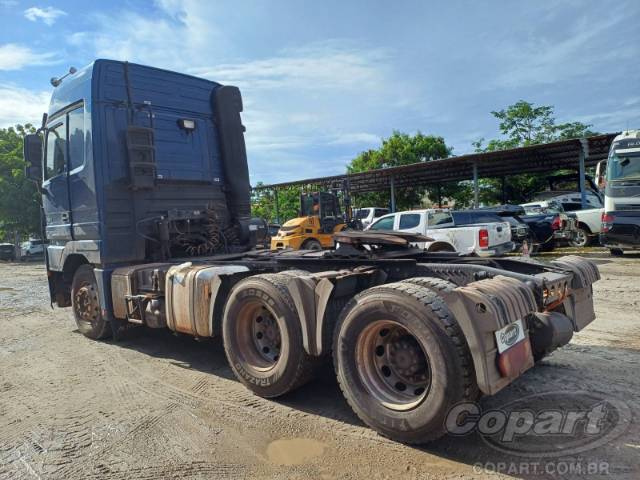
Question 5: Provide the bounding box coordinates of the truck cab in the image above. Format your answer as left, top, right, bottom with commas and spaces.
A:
23, 60, 262, 308
599, 130, 640, 255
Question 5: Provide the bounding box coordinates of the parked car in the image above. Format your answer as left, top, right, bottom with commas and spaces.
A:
531, 175, 603, 248
353, 207, 389, 229
520, 200, 577, 251
564, 208, 602, 247
453, 209, 531, 250
21, 239, 46, 257
366, 209, 514, 256
533, 174, 604, 210
0, 243, 16, 261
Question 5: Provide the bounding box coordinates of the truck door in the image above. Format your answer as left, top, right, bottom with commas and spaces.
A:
42, 116, 72, 241
67, 104, 98, 240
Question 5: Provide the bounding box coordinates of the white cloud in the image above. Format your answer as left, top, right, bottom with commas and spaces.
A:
493, 8, 631, 89
0, 85, 50, 128
0, 43, 58, 70
75, 5, 227, 72
61, 4, 421, 182
24, 6, 67, 25
193, 41, 390, 93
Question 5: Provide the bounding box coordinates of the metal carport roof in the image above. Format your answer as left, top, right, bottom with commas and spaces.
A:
253, 134, 616, 194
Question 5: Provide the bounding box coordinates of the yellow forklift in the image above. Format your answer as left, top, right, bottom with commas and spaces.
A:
270, 181, 353, 250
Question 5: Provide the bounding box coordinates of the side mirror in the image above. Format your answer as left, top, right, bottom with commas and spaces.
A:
23, 134, 43, 183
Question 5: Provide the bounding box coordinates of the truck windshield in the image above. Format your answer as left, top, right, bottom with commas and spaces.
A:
607, 151, 640, 182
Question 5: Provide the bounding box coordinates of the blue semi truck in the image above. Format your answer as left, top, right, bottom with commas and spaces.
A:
23, 60, 601, 444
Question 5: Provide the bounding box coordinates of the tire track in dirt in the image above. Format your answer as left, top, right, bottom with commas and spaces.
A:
102, 346, 397, 447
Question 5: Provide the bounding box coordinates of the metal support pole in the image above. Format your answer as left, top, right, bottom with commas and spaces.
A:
578, 139, 588, 210
473, 162, 479, 209
436, 183, 442, 208
390, 176, 396, 213
274, 188, 280, 224
501, 176, 506, 204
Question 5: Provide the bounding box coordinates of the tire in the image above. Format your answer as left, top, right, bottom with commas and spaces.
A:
278, 269, 311, 277
610, 248, 624, 257
71, 264, 111, 340
333, 282, 478, 444
570, 227, 591, 248
401, 276, 457, 295
222, 273, 316, 398
301, 239, 323, 251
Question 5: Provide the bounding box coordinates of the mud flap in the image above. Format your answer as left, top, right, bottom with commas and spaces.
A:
447, 275, 537, 395
284, 268, 384, 356
551, 255, 600, 331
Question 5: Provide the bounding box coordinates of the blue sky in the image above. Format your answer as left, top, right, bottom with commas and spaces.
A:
0, 0, 638, 184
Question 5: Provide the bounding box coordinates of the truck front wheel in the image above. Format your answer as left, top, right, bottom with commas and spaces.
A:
71, 265, 111, 340
333, 282, 477, 444
222, 274, 316, 398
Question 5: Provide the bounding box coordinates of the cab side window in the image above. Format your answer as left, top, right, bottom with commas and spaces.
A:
369, 215, 395, 230
427, 211, 453, 228
45, 120, 67, 180
399, 213, 420, 229
68, 107, 85, 170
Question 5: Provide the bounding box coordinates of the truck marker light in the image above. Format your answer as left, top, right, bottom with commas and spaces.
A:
178, 119, 196, 131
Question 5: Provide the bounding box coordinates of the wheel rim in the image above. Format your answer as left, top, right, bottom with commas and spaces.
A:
235, 301, 283, 372
573, 230, 587, 247
74, 282, 100, 328
356, 320, 431, 411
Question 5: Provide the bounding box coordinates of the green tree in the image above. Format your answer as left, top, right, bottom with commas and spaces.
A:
0, 124, 41, 241
473, 101, 598, 204
348, 131, 452, 210
251, 182, 303, 224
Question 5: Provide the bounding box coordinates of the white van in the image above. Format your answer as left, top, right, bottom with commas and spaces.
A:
366, 209, 513, 256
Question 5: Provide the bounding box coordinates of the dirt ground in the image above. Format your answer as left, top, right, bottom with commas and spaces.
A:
1, 253, 639, 479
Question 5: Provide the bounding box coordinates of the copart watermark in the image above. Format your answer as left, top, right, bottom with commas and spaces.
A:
472, 460, 610, 476
445, 390, 631, 457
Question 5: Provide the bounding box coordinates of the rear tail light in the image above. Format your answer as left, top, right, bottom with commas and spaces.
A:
551, 216, 562, 230
601, 212, 615, 232
479, 229, 489, 248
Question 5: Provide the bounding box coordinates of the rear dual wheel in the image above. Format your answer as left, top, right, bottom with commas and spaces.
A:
222, 274, 316, 398
333, 282, 477, 444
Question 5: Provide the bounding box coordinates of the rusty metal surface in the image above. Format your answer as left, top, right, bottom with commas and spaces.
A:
165, 263, 249, 336
333, 230, 433, 246
111, 263, 168, 319
447, 275, 537, 395
551, 255, 601, 289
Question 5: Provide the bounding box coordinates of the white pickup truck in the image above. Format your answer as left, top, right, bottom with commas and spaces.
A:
366, 209, 514, 256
